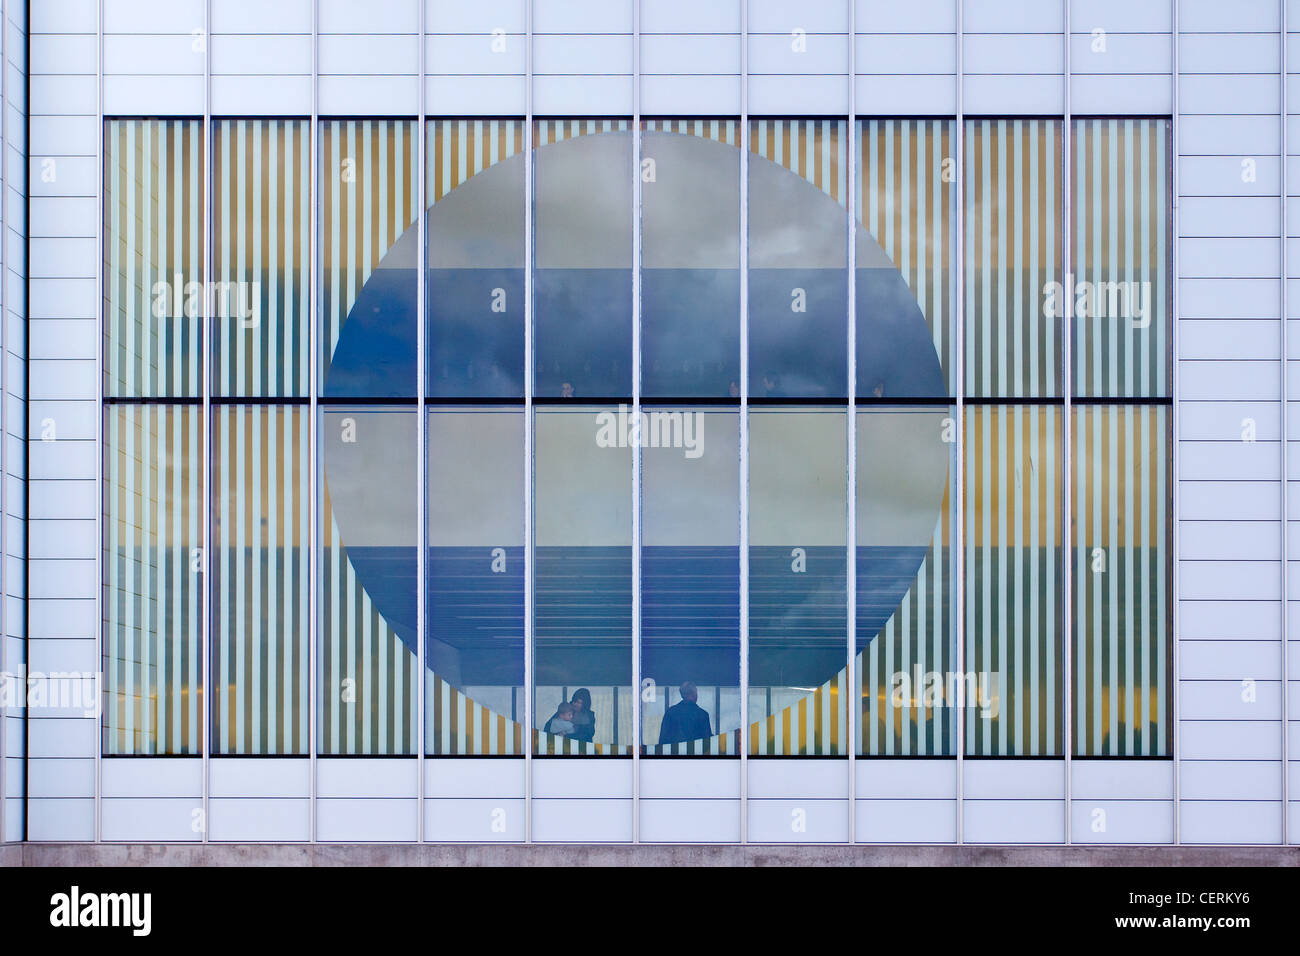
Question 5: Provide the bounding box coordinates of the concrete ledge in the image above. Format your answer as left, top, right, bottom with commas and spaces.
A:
0, 843, 22, 867
15, 843, 1300, 867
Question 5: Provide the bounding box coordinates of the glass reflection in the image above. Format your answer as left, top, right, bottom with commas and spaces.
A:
426, 409, 525, 754
748, 408, 847, 755
641, 409, 740, 754
534, 406, 633, 753
534, 121, 632, 398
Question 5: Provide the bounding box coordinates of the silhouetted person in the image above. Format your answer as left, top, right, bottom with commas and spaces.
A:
658, 681, 712, 745
568, 688, 595, 743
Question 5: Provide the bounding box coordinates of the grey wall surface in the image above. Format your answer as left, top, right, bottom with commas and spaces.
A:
14, 0, 1297, 846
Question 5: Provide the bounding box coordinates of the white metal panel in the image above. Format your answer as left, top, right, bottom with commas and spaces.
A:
1072, 760, 1173, 799
640, 75, 741, 115
424, 757, 526, 798
855, 759, 957, 798
316, 798, 420, 841
747, 74, 848, 115
1184, 115, 1278, 155
1069, 801, 1174, 843
964, 759, 1066, 799
1180, 75, 1280, 114
965, 0, 1062, 32
30, 116, 100, 156
532, 799, 633, 841
1180, 157, 1279, 198
102, 798, 203, 841
30, 322, 97, 360
641, 0, 740, 33
1180, 720, 1283, 759
30, 75, 97, 115
319, 34, 420, 74
103, 0, 205, 34
1180, 800, 1282, 843
1180, 560, 1280, 601
28, 559, 96, 599
747, 32, 849, 74
1178, 363, 1280, 402
28, 598, 95, 637
29, 35, 97, 75
426, 34, 526, 74
532, 757, 633, 798
749, 759, 847, 798
1181, 238, 1280, 278
1179, 278, 1279, 318
746, 799, 849, 842
1180, 0, 1279, 32
27, 757, 94, 797
1182, 759, 1284, 799
532, 0, 633, 35
1181, 198, 1279, 238
103, 35, 203, 75
103, 75, 205, 115
29, 479, 96, 518
855, 799, 957, 842
639, 759, 740, 798
317, 758, 418, 797
641, 35, 740, 75
1178, 600, 1282, 640
29, 237, 96, 278
31, 0, 97, 34
854, 0, 956, 32
318, 75, 420, 115
747, 0, 848, 33
425, 75, 526, 114
29, 197, 96, 238
1183, 641, 1284, 679
1181, 680, 1282, 719
209, 799, 311, 842
102, 758, 202, 797
856, 74, 957, 114
963, 75, 1064, 114
424, 798, 526, 841
210, 758, 311, 797
1071, 75, 1172, 114
1069, 32, 1172, 73
211, 76, 314, 115
426, 0, 527, 35
963, 34, 1062, 74
29, 360, 97, 400
1181, 520, 1282, 561
319, 0, 419, 34
27, 519, 95, 558
1069, 0, 1172, 31
533, 34, 634, 75
964, 800, 1066, 843
855, 34, 956, 74
212, 0, 312, 33
639, 799, 741, 842
532, 75, 633, 115
1178, 402, 1279, 441
1180, 33, 1279, 73
27, 798, 94, 841
211, 35, 314, 74
28, 717, 96, 757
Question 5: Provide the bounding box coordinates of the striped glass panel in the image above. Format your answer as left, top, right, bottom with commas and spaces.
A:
212, 406, 309, 755
534, 406, 633, 755
964, 119, 1062, 399
641, 119, 740, 399
103, 119, 204, 398
213, 120, 311, 398
857, 406, 956, 756
425, 409, 525, 756
320, 119, 419, 398
964, 404, 1063, 756
857, 119, 956, 397
1071, 119, 1171, 399
103, 405, 203, 754
426, 119, 526, 398
318, 408, 418, 754
749, 119, 848, 399
1072, 405, 1171, 756
748, 408, 848, 756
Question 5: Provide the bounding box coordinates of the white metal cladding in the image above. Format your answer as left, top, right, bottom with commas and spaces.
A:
10, 0, 1294, 848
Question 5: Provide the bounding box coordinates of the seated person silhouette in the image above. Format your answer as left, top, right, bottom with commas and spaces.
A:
658, 681, 713, 746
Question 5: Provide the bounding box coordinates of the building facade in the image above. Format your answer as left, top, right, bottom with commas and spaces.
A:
0, 0, 1294, 848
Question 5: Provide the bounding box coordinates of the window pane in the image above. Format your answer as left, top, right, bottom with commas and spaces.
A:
1072, 405, 1171, 756
104, 119, 204, 398
856, 119, 954, 399
319, 409, 418, 754
534, 120, 632, 399
426, 409, 525, 754
103, 405, 203, 754
640, 120, 740, 398
964, 119, 1063, 398
964, 404, 1063, 755
534, 406, 632, 753
213, 120, 311, 398
320, 120, 419, 398
748, 408, 847, 755
1071, 119, 1171, 399
212, 406, 309, 754
426, 119, 526, 398
856, 406, 956, 756
748, 120, 847, 398
641, 409, 740, 754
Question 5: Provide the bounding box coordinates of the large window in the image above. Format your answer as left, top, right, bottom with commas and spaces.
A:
100, 114, 1173, 771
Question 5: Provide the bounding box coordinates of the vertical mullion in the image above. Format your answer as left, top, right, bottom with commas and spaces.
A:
201, 0, 212, 843
1063, 0, 1074, 841
631, 0, 642, 840
739, 0, 750, 845
308, 0, 319, 839
523, 0, 535, 844
954, 0, 966, 844
417, 0, 428, 838
846, 0, 858, 843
